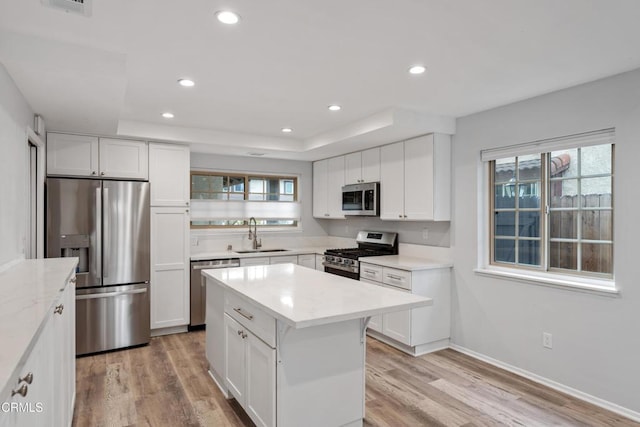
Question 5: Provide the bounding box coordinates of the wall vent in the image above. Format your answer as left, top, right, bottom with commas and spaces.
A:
41, 0, 92, 17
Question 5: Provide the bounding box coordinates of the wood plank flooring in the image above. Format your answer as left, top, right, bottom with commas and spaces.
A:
73, 331, 638, 426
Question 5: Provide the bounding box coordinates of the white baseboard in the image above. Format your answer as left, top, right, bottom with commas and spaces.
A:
150, 325, 188, 337
449, 343, 640, 423
367, 331, 449, 356
208, 369, 229, 399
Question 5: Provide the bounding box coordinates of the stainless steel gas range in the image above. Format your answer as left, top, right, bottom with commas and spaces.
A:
323, 231, 398, 280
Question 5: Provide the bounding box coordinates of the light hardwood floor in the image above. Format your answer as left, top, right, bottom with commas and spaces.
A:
73, 331, 638, 427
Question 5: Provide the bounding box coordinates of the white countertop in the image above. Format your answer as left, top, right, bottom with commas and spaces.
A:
203, 264, 431, 329
191, 246, 329, 261
361, 255, 453, 271
0, 258, 77, 398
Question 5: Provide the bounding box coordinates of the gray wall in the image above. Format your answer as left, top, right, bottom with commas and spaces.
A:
190, 152, 328, 237
0, 63, 34, 267
451, 69, 640, 414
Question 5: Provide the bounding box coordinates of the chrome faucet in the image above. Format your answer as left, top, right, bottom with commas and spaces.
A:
248, 217, 262, 250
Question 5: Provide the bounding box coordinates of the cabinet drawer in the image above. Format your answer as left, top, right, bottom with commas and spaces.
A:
382, 267, 412, 291
360, 263, 383, 282
225, 292, 276, 347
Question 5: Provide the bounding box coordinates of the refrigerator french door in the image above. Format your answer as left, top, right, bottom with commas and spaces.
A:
47, 178, 150, 355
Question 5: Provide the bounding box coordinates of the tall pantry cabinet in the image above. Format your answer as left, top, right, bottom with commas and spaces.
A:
149, 143, 191, 333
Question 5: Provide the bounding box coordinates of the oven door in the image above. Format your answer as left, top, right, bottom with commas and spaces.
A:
324, 265, 359, 280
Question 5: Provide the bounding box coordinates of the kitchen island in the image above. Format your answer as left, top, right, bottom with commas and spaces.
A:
203, 263, 431, 427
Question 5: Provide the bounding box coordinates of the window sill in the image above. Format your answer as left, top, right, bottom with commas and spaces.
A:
474, 267, 619, 297
191, 226, 303, 235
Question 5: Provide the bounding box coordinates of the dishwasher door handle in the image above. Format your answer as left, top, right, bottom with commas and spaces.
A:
192, 263, 240, 270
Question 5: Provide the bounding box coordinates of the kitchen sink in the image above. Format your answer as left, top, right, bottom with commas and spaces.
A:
234, 248, 290, 254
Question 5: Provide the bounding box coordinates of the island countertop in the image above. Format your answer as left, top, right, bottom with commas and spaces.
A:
0, 258, 77, 401
203, 263, 432, 329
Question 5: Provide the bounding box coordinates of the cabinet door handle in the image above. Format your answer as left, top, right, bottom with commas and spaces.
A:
363, 269, 377, 275
54, 304, 64, 315
19, 372, 33, 385
242, 332, 248, 339
100, 172, 105, 176
186, 201, 190, 206
70, 277, 77, 284
387, 274, 403, 281
233, 307, 254, 321
91, 171, 97, 176
398, 214, 402, 218
11, 384, 28, 397
404, 215, 408, 218
237, 329, 243, 336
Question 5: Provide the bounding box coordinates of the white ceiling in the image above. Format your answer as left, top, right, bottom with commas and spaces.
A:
1, 0, 640, 160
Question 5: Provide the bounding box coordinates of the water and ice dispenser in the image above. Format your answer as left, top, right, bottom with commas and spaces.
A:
60, 234, 89, 273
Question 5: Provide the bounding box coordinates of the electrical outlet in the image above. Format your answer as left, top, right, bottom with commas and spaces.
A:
543, 332, 553, 349
422, 228, 429, 240
190, 236, 199, 246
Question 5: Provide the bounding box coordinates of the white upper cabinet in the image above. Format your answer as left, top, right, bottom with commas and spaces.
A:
380, 142, 405, 220
312, 159, 328, 218
149, 143, 190, 206
344, 152, 362, 185
99, 138, 148, 180
361, 147, 381, 183
47, 133, 99, 177
326, 156, 345, 217
312, 157, 344, 219
344, 148, 380, 185
380, 134, 451, 221
47, 133, 149, 180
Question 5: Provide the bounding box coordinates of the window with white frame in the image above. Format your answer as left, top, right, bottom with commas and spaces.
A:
190, 172, 299, 228
484, 129, 614, 279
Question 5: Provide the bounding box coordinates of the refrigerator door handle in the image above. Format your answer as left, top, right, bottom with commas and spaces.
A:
95, 187, 102, 280
76, 288, 148, 300
103, 187, 110, 278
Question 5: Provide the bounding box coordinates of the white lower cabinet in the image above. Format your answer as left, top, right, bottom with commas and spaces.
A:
150, 207, 190, 330
270, 255, 298, 265
240, 257, 271, 267
207, 276, 367, 427
246, 333, 276, 427
361, 263, 451, 355
296, 254, 315, 269
315, 254, 325, 271
380, 284, 411, 345
2, 274, 76, 427
224, 313, 276, 427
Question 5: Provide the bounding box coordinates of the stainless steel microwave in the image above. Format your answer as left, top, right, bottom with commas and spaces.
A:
341, 182, 380, 216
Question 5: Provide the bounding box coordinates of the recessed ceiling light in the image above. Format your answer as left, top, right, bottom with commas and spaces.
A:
328, 105, 341, 111
178, 79, 195, 87
408, 65, 426, 75
281, 128, 293, 133
216, 10, 240, 25
162, 112, 174, 119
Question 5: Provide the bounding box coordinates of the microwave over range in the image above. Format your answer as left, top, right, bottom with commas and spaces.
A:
342, 182, 380, 216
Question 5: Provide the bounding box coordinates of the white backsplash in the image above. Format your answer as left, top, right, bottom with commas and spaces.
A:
191, 230, 452, 262
190, 232, 355, 255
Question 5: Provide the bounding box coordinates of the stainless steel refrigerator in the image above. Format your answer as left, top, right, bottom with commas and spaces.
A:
46, 178, 150, 355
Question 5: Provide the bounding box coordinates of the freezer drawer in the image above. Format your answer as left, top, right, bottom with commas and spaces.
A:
76, 283, 150, 355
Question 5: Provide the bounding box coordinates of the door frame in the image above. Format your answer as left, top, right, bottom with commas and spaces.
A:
27, 127, 45, 259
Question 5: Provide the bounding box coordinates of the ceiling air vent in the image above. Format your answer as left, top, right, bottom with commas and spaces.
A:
41, 0, 92, 17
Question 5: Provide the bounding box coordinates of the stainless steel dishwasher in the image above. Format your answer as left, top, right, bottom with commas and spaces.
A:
190, 258, 240, 328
